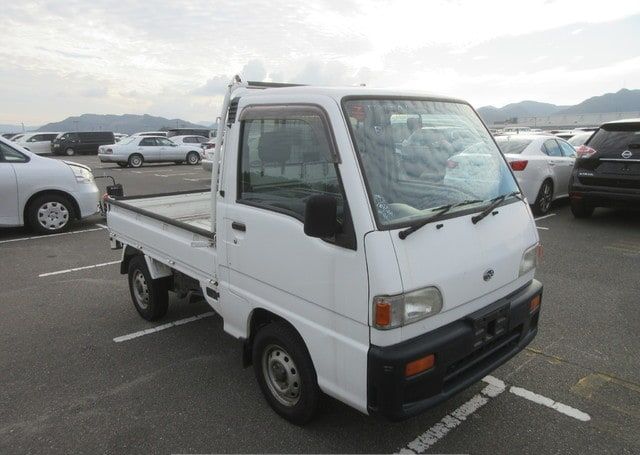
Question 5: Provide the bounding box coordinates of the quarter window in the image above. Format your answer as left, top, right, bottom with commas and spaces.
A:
543, 139, 562, 157
558, 140, 576, 157
237, 109, 343, 222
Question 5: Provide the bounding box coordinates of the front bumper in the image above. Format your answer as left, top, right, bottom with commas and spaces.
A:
367, 279, 542, 421
71, 183, 100, 218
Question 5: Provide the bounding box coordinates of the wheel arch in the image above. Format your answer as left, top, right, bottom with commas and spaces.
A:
23, 189, 81, 224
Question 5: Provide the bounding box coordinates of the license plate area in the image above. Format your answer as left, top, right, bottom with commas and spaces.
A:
469, 305, 510, 350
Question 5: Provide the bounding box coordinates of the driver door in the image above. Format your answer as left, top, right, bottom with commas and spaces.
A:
0, 142, 23, 226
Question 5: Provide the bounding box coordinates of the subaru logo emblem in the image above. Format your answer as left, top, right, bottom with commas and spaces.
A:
483, 269, 494, 281
621, 150, 632, 159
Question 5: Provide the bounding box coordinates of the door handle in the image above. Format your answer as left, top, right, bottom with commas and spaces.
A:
231, 221, 246, 232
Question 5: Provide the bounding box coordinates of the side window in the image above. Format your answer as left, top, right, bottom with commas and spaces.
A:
543, 139, 562, 157
158, 138, 173, 146
558, 140, 576, 157
238, 110, 343, 223
197, 137, 208, 143
27, 135, 42, 142
183, 137, 196, 143
139, 138, 155, 146
0, 142, 29, 163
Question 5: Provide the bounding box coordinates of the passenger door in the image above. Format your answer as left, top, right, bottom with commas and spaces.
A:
0, 142, 23, 225
557, 140, 577, 197
137, 137, 161, 162
24, 134, 48, 155
542, 139, 566, 197
157, 137, 180, 160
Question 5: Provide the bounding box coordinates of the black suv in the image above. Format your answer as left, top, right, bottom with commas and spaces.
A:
569, 119, 640, 217
52, 131, 115, 156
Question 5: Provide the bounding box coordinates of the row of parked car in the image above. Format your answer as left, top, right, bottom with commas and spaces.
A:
494, 119, 639, 218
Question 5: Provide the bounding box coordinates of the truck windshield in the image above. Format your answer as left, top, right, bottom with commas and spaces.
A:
343, 98, 519, 228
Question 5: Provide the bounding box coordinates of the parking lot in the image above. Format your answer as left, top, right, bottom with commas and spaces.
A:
1, 155, 639, 454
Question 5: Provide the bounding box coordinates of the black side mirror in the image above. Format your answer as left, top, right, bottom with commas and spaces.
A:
304, 195, 337, 238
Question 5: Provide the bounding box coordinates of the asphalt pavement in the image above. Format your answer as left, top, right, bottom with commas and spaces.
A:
1, 155, 639, 453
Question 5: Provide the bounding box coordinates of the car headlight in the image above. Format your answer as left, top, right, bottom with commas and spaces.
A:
373, 286, 443, 330
519, 243, 540, 277
70, 165, 95, 184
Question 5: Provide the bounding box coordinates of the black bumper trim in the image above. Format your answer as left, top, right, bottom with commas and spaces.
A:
367, 279, 542, 421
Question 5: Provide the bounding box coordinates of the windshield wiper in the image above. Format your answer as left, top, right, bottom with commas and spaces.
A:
471, 191, 523, 225
398, 199, 482, 240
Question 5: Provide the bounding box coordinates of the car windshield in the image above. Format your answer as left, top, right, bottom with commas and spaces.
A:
496, 138, 533, 154
343, 98, 519, 228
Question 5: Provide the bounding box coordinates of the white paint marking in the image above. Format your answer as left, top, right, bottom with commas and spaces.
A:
184, 177, 211, 182
0, 226, 107, 244
113, 311, 216, 343
534, 213, 556, 221
38, 260, 120, 277
509, 386, 591, 421
536, 226, 549, 230
399, 377, 506, 454
96, 223, 108, 229
154, 172, 199, 177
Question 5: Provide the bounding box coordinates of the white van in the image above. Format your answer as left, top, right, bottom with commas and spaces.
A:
105, 79, 543, 423
15, 132, 61, 155
0, 137, 100, 234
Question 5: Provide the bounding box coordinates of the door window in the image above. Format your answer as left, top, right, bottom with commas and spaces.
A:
156, 138, 174, 146
543, 139, 562, 157
237, 108, 343, 222
558, 140, 576, 157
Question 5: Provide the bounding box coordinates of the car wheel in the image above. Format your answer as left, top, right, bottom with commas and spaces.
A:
127, 256, 169, 321
570, 200, 594, 218
27, 194, 75, 235
532, 179, 553, 216
117, 162, 128, 168
252, 321, 320, 425
65, 148, 75, 156
128, 154, 144, 168
186, 151, 200, 165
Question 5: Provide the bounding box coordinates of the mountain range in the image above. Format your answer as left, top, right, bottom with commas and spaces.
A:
34, 114, 208, 135
477, 88, 640, 124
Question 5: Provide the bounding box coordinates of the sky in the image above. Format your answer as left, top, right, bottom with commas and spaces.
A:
2, 0, 640, 125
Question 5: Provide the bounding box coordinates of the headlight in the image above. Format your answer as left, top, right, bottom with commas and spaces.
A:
70, 165, 94, 184
373, 287, 443, 330
519, 243, 540, 277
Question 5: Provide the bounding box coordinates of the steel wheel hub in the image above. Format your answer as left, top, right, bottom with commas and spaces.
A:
37, 202, 69, 230
132, 270, 149, 309
262, 344, 301, 406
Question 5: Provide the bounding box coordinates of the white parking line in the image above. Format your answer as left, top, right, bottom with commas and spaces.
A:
96, 223, 108, 229
398, 375, 590, 453
113, 311, 216, 342
0, 226, 107, 245
154, 172, 199, 177
534, 213, 556, 221
38, 260, 120, 277
536, 226, 549, 230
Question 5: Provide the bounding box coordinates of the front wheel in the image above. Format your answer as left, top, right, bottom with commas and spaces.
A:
252, 322, 320, 424
128, 154, 144, 168
532, 179, 553, 215
186, 151, 200, 165
27, 194, 74, 234
127, 256, 169, 321
65, 148, 75, 156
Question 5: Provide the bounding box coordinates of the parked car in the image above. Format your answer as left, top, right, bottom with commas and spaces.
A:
98, 135, 203, 168
569, 118, 640, 217
52, 131, 115, 156
1, 133, 20, 140
169, 135, 209, 150
131, 131, 168, 137
114, 133, 129, 142
0, 137, 99, 234
166, 128, 212, 138
567, 131, 593, 147
10, 133, 25, 142
495, 134, 576, 215
14, 132, 61, 155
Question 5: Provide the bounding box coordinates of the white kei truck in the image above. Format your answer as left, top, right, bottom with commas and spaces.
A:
105, 77, 543, 424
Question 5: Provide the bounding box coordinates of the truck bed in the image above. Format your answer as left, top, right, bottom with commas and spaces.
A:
106, 189, 217, 285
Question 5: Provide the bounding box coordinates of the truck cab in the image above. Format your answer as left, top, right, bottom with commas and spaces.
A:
105, 79, 542, 423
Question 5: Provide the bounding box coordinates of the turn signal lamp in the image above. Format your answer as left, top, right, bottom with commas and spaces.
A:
405, 354, 435, 377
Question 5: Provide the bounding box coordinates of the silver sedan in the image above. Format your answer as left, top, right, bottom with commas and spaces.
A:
98, 136, 203, 168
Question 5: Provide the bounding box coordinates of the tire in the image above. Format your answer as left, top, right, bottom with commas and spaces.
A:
186, 151, 200, 165
117, 162, 128, 168
65, 148, 75, 156
570, 200, 594, 218
27, 194, 75, 235
252, 321, 320, 424
128, 154, 144, 168
532, 179, 553, 216
127, 256, 169, 321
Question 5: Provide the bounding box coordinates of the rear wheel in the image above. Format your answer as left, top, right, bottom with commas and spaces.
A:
570, 200, 594, 218
252, 322, 320, 424
27, 194, 75, 234
127, 256, 169, 321
128, 154, 144, 168
186, 151, 200, 165
532, 179, 553, 215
